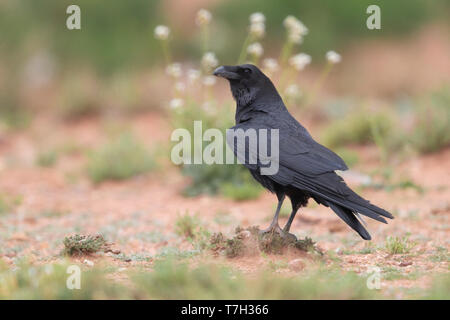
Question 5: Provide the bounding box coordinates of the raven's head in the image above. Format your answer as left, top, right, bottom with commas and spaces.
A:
213, 64, 279, 107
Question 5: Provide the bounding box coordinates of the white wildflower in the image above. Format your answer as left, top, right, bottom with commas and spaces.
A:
201, 52, 218, 71
263, 58, 279, 73
250, 12, 265, 24
247, 42, 264, 58
165, 63, 182, 78
326, 50, 341, 64
154, 25, 170, 40
187, 69, 201, 83
169, 98, 184, 110
283, 16, 308, 44
285, 84, 302, 99
249, 12, 265, 38
196, 9, 212, 26
289, 53, 311, 71
288, 32, 303, 44
283, 16, 308, 35
283, 16, 297, 29
202, 75, 216, 87
249, 22, 265, 38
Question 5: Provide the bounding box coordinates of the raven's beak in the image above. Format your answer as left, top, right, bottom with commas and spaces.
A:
213, 66, 240, 80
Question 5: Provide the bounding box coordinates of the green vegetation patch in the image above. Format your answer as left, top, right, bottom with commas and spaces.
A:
321, 111, 395, 149
384, 235, 416, 255
87, 133, 155, 183
408, 87, 450, 154
132, 259, 378, 299
62, 234, 112, 256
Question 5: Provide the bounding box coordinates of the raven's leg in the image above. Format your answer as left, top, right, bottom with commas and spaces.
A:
283, 208, 298, 232
283, 198, 302, 233
261, 193, 285, 234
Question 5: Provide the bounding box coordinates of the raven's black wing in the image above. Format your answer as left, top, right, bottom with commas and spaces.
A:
227, 116, 393, 239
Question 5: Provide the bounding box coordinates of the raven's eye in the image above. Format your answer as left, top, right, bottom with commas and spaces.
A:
243, 68, 252, 74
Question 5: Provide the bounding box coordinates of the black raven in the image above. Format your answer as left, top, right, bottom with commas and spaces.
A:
213, 64, 393, 240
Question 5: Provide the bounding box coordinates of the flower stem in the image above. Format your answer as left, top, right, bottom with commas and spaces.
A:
237, 34, 253, 64
307, 62, 333, 108
161, 40, 171, 66
279, 37, 295, 90
279, 40, 293, 69
202, 25, 209, 53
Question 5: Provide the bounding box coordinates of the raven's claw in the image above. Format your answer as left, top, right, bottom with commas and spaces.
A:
259, 225, 297, 242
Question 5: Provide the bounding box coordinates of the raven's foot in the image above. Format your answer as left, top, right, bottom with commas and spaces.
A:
259, 224, 283, 236
259, 225, 297, 242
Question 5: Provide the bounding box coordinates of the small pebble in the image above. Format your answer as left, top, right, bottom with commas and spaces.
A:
399, 261, 412, 267
83, 259, 94, 267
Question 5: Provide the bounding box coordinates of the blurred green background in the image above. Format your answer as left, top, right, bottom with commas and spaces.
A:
0, 0, 448, 75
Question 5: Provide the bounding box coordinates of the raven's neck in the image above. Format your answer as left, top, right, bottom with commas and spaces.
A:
234, 85, 286, 124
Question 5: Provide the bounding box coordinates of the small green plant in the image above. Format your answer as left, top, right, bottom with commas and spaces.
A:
0, 194, 22, 215
409, 87, 450, 154
174, 213, 200, 239
87, 133, 155, 183
209, 232, 227, 252
358, 242, 376, 254
209, 228, 250, 258
267, 260, 289, 271
59, 72, 104, 119
36, 150, 58, 167
220, 181, 262, 201
321, 111, 394, 149
225, 237, 245, 258
174, 213, 212, 251
430, 246, 449, 262
190, 227, 212, 250
384, 236, 415, 255
62, 234, 110, 256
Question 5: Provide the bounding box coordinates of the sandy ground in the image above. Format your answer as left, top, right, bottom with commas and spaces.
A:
0, 111, 448, 298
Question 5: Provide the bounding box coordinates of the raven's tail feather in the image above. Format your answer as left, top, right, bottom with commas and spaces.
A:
292, 172, 393, 239
327, 201, 372, 240
293, 172, 394, 224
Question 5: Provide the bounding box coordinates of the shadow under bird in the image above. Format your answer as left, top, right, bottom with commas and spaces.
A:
213, 64, 393, 240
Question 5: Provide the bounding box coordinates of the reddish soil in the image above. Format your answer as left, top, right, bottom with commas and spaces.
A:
0, 111, 448, 298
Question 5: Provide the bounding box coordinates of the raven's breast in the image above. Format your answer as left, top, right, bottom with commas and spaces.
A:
249, 168, 279, 194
